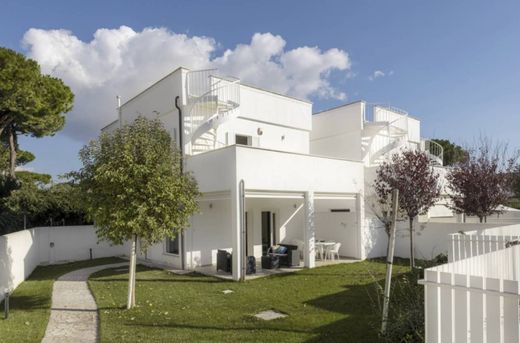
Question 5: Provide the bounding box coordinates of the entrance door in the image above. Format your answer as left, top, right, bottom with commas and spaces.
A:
261, 211, 276, 254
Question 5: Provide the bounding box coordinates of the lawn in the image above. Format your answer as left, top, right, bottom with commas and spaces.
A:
89, 260, 409, 342
0, 257, 125, 343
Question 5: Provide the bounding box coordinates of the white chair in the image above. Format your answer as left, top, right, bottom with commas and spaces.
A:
326, 243, 341, 261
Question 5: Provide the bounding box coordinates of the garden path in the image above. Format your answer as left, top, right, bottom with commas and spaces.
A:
41, 262, 127, 343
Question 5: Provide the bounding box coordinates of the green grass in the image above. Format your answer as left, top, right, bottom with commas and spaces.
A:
0, 257, 125, 343
90, 260, 410, 342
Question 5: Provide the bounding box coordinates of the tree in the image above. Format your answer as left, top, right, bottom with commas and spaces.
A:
447, 139, 518, 223
375, 150, 440, 268
0, 175, 89, 234
511, 165, 520, 199
74, 116, 200, 309
367, 181, 405, 256
431, 138, 467, 166
0, 47, 74, 177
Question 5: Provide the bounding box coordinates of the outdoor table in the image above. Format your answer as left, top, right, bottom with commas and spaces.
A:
315, 241, 336, 261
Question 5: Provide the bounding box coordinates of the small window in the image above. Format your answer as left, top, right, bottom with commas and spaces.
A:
235, 134, 252, 146
166, 235, 180, 255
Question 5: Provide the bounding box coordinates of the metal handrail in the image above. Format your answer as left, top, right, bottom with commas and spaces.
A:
422, 139, 444, 165
186, 69, 241, 152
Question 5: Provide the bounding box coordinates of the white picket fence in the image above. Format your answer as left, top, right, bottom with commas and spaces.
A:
449, 232, 520, 262
422, 241, 520, 342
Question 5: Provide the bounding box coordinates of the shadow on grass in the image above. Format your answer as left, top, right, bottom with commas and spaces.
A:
27, 257, 126, 281
126, 322, 310, 335
4, 294, 49, 311
91, 267, 227, 284
93, 278, 226, 284
302, 280, 384, 342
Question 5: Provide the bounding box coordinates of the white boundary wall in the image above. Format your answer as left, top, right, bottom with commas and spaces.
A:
0, 226, 127, 302
364, 221, 502, 260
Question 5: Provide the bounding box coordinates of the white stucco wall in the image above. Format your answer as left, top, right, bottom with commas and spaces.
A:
310, 101, 364, 161
236, 146, 364, 193
186, 147, 237, 193
407, 117, 421, 143
122, 69, 185, 141
218, 117, 310, 154
186, 198, 233, 268
239, 84, 312, 131
0, 226, 128, 302
314, 199, 359, 258
362, 220, 504, 260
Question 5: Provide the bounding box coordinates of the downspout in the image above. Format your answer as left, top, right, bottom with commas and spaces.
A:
175, 96, 186, 271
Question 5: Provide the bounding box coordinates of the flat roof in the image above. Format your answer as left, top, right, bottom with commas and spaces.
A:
313, 100, 365, 115
239, 82, 312, 104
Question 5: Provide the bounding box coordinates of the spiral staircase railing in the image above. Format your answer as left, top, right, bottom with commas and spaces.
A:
186, 69, 240, 154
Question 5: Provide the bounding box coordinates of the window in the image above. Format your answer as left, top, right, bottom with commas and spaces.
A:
166, 235, 180, 255
235, 134, 252, 146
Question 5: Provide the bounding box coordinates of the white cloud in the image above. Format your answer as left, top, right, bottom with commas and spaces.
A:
22, 27, 351, 141
369, 69, 394, 81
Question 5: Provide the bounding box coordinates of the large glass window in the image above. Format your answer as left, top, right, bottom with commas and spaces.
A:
166, 235, 180, 255
235, 134, 252, 146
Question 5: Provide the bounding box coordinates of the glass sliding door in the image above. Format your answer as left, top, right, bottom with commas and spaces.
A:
261, 211, 271, 255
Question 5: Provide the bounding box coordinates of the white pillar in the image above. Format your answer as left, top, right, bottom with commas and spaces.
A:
304, 191, 315, 268
231, 183, 242, 281
356, 192, 366, 260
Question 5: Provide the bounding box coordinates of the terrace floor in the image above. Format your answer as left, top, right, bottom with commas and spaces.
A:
195, 256, 359, 280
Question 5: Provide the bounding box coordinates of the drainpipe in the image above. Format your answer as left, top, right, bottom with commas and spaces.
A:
175, 96, 186, 271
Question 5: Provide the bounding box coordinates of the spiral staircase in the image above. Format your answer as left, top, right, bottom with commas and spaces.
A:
186, 69, 240, 155
363, 104, 443, 166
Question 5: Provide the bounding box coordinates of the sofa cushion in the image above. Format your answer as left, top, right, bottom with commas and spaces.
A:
274, 245, 288, 254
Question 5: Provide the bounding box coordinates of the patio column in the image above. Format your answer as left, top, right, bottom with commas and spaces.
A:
231, 181, 243, 281
304, 191, 315, 268
356, 192, 365, 260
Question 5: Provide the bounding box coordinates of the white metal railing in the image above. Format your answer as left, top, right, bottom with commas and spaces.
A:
422, 139, 444, 166
365, 104, 409, 136
186, 69, 240, 152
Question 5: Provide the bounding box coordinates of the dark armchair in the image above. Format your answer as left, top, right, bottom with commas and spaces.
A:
262, 244, 300, 269
216, 249, 232, 273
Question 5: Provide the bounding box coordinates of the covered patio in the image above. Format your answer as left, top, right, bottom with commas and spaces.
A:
198, 188, 364, 280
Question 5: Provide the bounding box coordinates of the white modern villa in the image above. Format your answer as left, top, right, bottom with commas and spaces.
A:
102, 67, 449, 281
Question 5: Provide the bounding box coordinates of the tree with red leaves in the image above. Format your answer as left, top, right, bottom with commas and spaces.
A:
375, 150, 441, 268
447, 139, 518, 223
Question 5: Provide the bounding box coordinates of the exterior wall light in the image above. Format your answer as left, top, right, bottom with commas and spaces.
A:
257, 128, 263, 135
209, 203, 213, 209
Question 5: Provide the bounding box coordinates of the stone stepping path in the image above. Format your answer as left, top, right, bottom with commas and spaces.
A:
41, 262, 127, 343
254, 310, 287, 320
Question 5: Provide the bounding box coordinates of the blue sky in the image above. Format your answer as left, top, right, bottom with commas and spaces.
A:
2, 0, 520, 179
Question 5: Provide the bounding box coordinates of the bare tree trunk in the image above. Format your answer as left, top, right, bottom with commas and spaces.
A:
385, 223, 391, 258
409, 217, 415, 269
479, 216, 483, 223
381, 189, 399, 334
127, 235, 137, 309
8, 125, 17, 178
